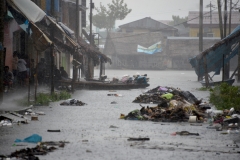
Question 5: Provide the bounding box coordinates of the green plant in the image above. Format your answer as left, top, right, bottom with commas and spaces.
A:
209, 83, 240, 110
15, 91, 71, 106
196, 87, 210, 91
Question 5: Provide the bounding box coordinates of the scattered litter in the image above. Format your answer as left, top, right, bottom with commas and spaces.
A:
8, 141, 69, 159
111, 101, 117, 104
171, 131, 199, 136
190, 123, 202, 126
82, 140, 88, 142
109, 125, 118, 128
226, 144, 239, 148
107, 94, 123, 97
0, 113, 29, 124
31, 116, 38, 121
0, 120, 12, 127
47, 129, 61, 132
15, 134, 42, 143
60, 99, 87, 106
127, 137, 150, 141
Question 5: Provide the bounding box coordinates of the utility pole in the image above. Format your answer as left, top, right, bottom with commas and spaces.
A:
217, 0, 223, 39
90, 0, 93, 45
50, 0, 55, 94
223, 0, 229, 80
229, 0, 232, 35
198, 0, 203, 81
224, 0, 227, 38
206, 1, 214, 32
87, 0, 94, 79
71, 0, 79, 92
0, 0, 4, 104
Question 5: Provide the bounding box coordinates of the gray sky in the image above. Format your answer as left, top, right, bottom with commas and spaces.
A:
89, 0, 239, 28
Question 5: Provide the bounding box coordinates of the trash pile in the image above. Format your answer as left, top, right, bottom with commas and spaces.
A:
0, 108, 46, 127
60, 99, 87, 106
122, 86, 208, 122
121, 85, 240, 132
0, 134, 69, 159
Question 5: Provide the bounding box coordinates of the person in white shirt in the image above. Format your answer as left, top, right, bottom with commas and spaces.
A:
17, 57, 27, 86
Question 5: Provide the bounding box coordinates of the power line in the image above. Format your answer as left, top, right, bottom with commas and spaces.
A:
103, 8, 220, 40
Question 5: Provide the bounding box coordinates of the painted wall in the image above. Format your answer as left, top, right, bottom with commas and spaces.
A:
189, 27, 237, 37
4, 20, 20, 71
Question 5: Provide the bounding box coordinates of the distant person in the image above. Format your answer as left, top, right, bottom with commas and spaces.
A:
17, 56, 28, 86
12, 51, 18, 77
30, 58, 35, 84
60, 67, 69, 80
3, 66, 14, 90
54, 66, 62, 87
36, 58, 46, 85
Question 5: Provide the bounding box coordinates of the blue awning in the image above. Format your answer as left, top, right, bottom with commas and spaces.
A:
189, 25, 240, 77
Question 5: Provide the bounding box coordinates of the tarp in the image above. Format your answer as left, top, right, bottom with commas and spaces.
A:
7, 0, 52, 52
137, 41, 162, 54
189, 25, 240, 77
7, 0, 46, 23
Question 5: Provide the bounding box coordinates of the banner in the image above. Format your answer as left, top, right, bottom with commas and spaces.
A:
137, 41, 162, 54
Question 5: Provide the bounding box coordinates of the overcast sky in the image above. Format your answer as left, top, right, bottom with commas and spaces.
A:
88, 0, 240, 28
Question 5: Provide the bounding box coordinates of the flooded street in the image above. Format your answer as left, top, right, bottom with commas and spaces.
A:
0, 70, 240, 160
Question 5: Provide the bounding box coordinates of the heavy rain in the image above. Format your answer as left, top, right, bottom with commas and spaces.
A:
0, 0, 240, 160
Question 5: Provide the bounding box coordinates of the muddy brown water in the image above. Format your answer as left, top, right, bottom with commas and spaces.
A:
0, 70, 240, 160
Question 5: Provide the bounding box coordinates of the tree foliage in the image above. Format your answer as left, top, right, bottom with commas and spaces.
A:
92, 0, 132, 31
169, 15, 188, 26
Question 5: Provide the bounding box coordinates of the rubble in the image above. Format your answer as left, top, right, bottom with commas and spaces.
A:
60, 99, 87, 106
8, 141, 69, 159
122, 85, 240, 136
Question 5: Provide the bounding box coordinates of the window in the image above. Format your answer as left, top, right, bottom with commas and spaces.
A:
207, 33, 214, 37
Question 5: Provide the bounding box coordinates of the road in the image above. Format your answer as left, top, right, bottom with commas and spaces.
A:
0, 70, 240, 160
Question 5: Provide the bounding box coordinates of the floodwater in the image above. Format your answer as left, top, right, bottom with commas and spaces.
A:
0, 70, 240, 160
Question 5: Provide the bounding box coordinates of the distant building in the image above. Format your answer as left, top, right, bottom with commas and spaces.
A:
188, 11, 240, 37
104, 32, 167, 70
166, 37, 220, 69
119, 17, 178, 37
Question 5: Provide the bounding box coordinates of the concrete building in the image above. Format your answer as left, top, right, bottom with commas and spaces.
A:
188, 11, 240, 37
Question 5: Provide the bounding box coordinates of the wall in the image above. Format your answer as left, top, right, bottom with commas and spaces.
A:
4, 20, 20, 71
189, 27, 237, 37
166, 37, 221, 70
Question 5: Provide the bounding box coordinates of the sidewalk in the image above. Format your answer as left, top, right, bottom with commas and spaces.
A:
0, 85, 50, 113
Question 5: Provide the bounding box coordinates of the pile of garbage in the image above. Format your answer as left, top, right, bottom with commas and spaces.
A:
122, 86, 211, 122
60, 99, 87, 106
122, 86, 240, 129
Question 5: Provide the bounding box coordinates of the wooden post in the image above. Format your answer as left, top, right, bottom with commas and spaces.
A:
229, 0, 232, 35
35, 51, 39, 102
223, 0, 229, 80
217, 0, 223, 39
88, 0, 94, 79
50, 0, 55, 94
238, 42, 240, 83
198, 0, 203, 81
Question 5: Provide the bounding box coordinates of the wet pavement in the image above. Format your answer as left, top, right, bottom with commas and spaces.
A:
0, 70, 240, 160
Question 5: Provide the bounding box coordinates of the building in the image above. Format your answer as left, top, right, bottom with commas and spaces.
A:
119, 17, 178, 37
104, 32, 167, 70
188, 11, 240, 37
